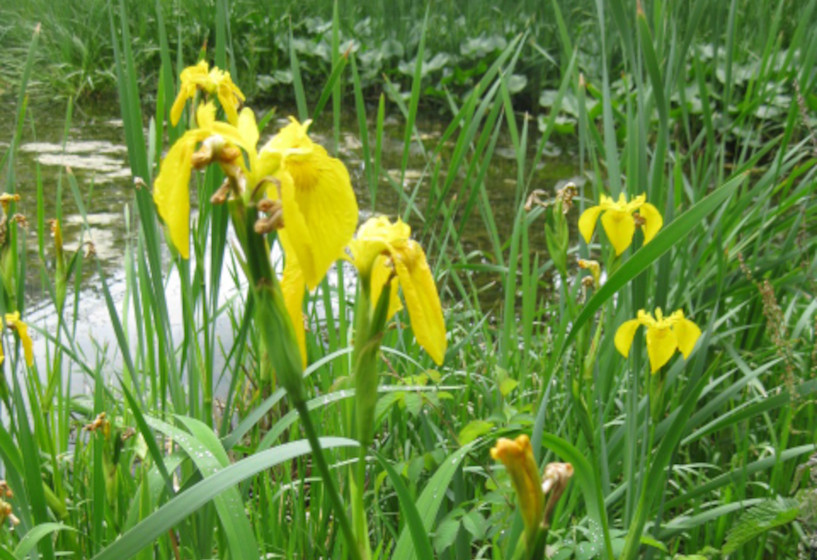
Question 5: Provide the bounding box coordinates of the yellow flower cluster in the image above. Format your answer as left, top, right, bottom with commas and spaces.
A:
154, 61, 446, 368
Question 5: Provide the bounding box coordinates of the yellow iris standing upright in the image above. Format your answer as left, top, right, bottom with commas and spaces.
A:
153, 61, 364, 559
579, 192, 663, 255
615, 308, 702, 373
347, 215, 447, 365
170, 60, 245, 126
344, 215, 446, 559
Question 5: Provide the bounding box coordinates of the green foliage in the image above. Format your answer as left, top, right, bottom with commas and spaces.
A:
0, 0, 816, 558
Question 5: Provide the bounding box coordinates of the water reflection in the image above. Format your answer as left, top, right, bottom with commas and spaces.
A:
3, 101, 582, 382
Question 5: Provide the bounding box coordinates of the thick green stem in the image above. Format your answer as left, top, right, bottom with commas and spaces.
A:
347, 278, 393, 559
230, 198, 361, 558
295, 400, 364, 560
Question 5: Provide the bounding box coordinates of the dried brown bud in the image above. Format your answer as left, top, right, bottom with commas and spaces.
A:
541, 462, 574, 527
555, 182, 577, 213
524, 189, 549, 211
210, 179, 232, 205
256, 198, 285, 233
11, 214, 28, 229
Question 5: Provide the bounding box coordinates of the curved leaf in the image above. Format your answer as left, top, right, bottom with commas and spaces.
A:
373, 451, 435, 560
392, 442, 476, 560
91, 437, 357, 560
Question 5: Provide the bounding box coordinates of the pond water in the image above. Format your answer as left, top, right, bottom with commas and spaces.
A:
1, 99, 583, 392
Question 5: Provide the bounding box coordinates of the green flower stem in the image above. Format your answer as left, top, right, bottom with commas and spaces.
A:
229, 198, 362, 560
349, 279, 393, 560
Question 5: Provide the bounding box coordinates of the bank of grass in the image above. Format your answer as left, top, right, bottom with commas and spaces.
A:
0, 0, 816, 559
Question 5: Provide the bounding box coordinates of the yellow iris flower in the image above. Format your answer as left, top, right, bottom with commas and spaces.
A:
265, 118, 359, 292
262, 118, 358, 366
579, 193, 662, 255
170, 60, 245, 126
615, 308, 702, 373
491, 435, 544, 535
3, 311, 33, 367
153, 102, 268, 258
346, 216, 446, 365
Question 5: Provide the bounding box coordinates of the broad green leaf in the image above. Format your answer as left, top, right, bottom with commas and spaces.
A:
92, 437, 357, 560
373, 451, 435, 560
392, 442, 476, 560
14, 523, 74, 559
722, 498, 800, 554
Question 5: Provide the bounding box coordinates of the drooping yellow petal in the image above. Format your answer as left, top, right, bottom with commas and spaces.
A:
0, 341, 4, 365
5, 312, 33, 367
645, 324, 678, 373
277, 144, 358, 290
638, 202, 663, 244
578, 205, 604, 243
217, 82, 242, 125
600, 209, 636, 255
170, 84, 194, 126
491, 435, 544, 535
280, 249, 307, 368
237, 108, 259, 151
392, 240, 446, 365
153, 136, 196, 259
614, 319, 641, 358
673, 315, 701, 359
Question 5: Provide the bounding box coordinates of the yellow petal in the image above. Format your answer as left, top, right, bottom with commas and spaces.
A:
490, 435, 544, 534
16, 322, 33, 368
614, 319, 641, 358
279, 145, 358, 290
218, 82, 240, 125
600, 209, 636, 255
625, 193, 646, 213
4, 312, 33, 367
263, 117, 312, 155
645, 325, 678, 373
280, 251, 307, 368
348, 216, 409, 279
196, 102, 217, 130
638, 202, 663, 244
0, 341, 4, 365
673, 316, 701, 359
170, 84, 192, 126
392, 240, 446, 364
578, 205, 603, 243
370, 255, 402, 319
153, 136, 196, 259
